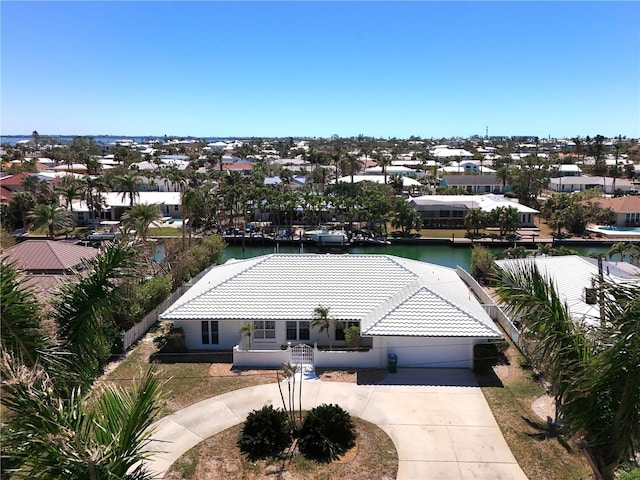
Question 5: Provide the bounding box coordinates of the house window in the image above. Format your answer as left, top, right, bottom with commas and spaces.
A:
254, 320, 276, 340
335, 321, 359, 341
174, 205, 179, 211
78, 212, 85, 220
286, 321, 310, 341
201, 321, 219, 345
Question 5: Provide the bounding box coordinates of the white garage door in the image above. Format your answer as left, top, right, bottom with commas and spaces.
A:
385, 337, 474, 369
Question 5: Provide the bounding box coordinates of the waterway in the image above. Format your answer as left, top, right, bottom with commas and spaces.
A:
222, 243, 611, 271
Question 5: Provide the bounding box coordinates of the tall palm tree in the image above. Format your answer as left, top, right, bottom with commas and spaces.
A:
53, 241, 138, 382
28, 203, 73, 238
311, 305, 341, 349
122, 203, 163, 242
114, 172, 142, 206
10, 191, 36, 229
80, 176, 107, 227
607, 242, 628, 261
55, 177, 82, 212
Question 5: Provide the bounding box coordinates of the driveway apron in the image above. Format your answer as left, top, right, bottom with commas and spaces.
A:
144, 368, 527, 480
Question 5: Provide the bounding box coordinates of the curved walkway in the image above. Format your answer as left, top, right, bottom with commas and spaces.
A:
144, 368, 527, 480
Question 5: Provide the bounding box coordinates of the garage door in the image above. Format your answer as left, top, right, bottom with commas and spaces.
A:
385, 337, 473, 368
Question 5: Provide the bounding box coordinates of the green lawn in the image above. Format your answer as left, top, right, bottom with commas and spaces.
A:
478, 344, 592, 480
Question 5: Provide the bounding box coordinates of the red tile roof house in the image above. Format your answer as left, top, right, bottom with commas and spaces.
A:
588, 196, 640, 227
2, 240, 98, 302
159, 254, 503, 371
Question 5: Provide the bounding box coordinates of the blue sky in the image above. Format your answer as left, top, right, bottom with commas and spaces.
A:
2, 1, 639, 139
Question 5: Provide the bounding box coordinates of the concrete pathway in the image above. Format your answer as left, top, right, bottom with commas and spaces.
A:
144, 368, 527, 480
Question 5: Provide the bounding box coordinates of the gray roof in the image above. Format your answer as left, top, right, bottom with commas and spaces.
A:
495, 255, 640, 327
161, 254, 502, 339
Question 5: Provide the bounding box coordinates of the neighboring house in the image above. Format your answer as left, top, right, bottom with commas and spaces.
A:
440, 175, 506, 194
159, 254, 503, 369
548, 175, 633, 194
588, 196, 640, 227
1, 239, 99, 302
495, 255, 640, 328
440, 162, 496, 176
431, 147, 474, 161
408, 194, 538, 228
556, 164, 582, 177
334, 175, 422, 188
364, 165, 418, 177
70, 191, 182, 225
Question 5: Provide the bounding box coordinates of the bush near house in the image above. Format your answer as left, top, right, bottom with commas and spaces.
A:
298, 404, 356, 462
237, 405, 293, 461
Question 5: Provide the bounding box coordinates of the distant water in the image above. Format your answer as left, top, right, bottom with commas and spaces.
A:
1, 135, 237, 146
222, 244, 610, 270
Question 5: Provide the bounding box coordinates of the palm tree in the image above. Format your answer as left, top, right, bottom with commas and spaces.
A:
311, 305, 341, 350
0, 260, 45, 367
10, 191, 36, 229
80, 176, 107, 227
53, 241, 138, 382
607, 242, 628, 262
1, 359, 162, 480
122, 203, 163, 242
114, 172, 142, 206
28, 203, 73, 238
55, 177, 82, 211
463, 208, 486, 236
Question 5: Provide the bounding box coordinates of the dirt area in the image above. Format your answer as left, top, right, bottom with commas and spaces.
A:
208, 364, 388, 385
164, 417, 398, 480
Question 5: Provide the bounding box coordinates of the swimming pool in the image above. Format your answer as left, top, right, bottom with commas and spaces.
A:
587, 225, 640, 236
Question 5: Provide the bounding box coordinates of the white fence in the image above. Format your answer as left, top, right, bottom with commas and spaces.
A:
122, 263, 217, 351
456, 266, 521, 345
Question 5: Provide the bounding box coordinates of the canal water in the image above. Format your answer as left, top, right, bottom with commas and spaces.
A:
222, 243, 611, 271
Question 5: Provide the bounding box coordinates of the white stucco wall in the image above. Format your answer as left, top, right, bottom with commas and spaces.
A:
174, 319, 243, 350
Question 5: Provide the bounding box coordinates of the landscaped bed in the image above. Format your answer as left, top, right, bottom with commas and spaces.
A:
163, 416, 398, 480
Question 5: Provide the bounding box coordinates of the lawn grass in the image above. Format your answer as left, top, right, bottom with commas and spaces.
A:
479, 344, 593, 480
101, 333, 275, 416
148, 227, 182, 236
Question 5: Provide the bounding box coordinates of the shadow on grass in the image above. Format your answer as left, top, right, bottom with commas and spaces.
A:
150, 349, 233, 363
521, 415, 574, 453
473, 367, 504, 388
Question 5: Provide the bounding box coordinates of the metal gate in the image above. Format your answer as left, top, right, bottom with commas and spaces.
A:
291, 343, 314, 371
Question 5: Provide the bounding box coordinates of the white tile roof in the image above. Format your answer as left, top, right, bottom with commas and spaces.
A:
495, 255, 640, 327
161, 254, 502, 339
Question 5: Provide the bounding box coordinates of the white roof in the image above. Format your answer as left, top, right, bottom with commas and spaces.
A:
335, 175, 421, 187
495, 255, 640, 328
160, 254, 502, 339
409, 194, 539, 214
71, 191, 181, 211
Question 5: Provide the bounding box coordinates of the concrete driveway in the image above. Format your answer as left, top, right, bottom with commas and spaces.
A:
144, 368, 527, 480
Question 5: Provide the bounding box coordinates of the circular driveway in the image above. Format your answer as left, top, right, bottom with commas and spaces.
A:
144, 368, 527, 480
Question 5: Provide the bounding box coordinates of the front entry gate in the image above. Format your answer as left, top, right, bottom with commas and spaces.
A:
291, 343, 314, 372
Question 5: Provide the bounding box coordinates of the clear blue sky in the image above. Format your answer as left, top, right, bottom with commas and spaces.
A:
2, 1, 639, 139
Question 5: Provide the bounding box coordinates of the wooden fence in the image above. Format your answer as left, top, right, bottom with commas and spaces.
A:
122, 263, 217, 351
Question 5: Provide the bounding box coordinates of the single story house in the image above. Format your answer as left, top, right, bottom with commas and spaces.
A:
548, 175, 633, 194
495, 255, 640, 328
440, 174, 506, 194
70, 191, 182, 225
587, 196, 640, 227
159, 254, 503, 369
1, 239, 99, 302
408, 194, 538, 228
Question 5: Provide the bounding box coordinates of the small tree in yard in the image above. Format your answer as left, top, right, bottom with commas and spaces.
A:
311, 305, 342, 350
470, 245, 496, 282
344, 326, 361, 349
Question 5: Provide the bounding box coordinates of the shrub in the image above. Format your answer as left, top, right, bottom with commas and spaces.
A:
237, 405, 292, 461
298, 404, 356, 462
619, 468, 640, 480
344, 326, 361, 349
153, 322, 186, 353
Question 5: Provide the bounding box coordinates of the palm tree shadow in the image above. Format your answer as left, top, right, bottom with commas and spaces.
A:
521, 416, 573, 453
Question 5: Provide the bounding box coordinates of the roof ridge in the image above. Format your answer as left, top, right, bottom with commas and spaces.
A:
45, 240, 68, 270
363, 283, 497, 336
361, 277, 424, 333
